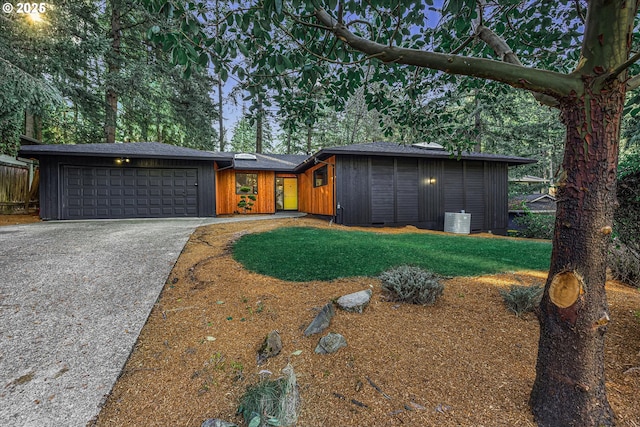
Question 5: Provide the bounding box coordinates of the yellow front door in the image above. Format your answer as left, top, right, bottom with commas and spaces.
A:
283, 178, 298, 210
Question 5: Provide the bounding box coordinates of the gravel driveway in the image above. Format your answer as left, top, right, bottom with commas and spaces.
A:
0, 215, 303, 427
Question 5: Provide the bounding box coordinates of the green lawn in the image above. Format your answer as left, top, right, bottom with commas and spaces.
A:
232, 227, 551, 281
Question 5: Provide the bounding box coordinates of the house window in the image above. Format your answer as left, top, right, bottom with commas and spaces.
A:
236, 173, 258, 194
313, 165, 328, 187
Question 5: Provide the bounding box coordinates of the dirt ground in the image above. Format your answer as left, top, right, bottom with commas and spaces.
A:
0, 213, 40, 226
4, 215, 639, 426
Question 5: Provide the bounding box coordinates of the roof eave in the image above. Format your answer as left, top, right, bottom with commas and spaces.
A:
17, 149, 223, 162
312, 148, 536, 166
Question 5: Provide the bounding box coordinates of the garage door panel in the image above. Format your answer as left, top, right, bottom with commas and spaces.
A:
62, 166, 199, 219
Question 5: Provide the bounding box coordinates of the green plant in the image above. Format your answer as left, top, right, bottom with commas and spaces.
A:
230, 360, 244, 381
608, 238, 640, 288
237, 364, 300, 427
499, 284, 544, 317
379, 265, 444, 305
513, 207, 555, 240
610, 168, 640, 288
237, 186, 257, 213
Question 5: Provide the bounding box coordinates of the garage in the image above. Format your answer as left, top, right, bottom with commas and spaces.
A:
63, 166, 199, 219
19, 142, 220, 220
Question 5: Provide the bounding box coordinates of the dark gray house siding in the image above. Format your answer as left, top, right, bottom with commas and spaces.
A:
36, 156, 215, 220
335, 155, 510, 234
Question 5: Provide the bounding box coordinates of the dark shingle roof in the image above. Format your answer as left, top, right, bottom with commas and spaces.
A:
212, 152, 308, 172
19, 142, 224, 161
19, 141, 535, 171
509, 194, 557, 212
306, 141, 536, 166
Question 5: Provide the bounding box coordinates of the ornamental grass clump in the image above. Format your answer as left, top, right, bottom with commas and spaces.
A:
379, 265, 444, 305
237, 364, 300, 427
499, 284, 543, 317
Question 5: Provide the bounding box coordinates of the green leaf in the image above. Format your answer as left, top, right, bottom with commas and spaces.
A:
237, 41, 249, 57
183, 63, 192, 78
248, 416, 261, 427
198, 52, 208, 67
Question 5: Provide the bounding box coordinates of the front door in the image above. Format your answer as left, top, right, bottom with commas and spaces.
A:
276, 177, 298, 210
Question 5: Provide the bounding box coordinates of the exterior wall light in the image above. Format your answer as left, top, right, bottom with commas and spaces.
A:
114, 157, 130, 165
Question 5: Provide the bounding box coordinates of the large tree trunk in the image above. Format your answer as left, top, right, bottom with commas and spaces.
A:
24, 110, 42, 140
529, 78, 624, 426
105, 0, 121, 144
218, 76, 225, 151
255, 95, 263, 153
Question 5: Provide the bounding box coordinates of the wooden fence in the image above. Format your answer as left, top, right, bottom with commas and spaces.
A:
0, 158, 39, 214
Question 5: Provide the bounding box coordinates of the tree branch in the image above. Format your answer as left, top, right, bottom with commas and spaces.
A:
314, 9, 581, 99
474, 25, 559, 107
606, 51, 640, 83
628, 74, 640, 91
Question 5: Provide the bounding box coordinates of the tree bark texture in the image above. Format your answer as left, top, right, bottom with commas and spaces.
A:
255, 97, 263, 154
105, 1, 121, 144
529, 78, 625, 427
24, 111, 43, 140
218, 77, 225, 151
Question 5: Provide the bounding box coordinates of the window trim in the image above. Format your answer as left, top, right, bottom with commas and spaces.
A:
313, 165, 328, 188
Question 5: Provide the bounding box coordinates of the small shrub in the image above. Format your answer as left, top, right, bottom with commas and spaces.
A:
499, 284, 543, 317
238, 364, 300, 427
237, 186, 257, 213
379, 265, 444, 305
608, 238, 640, 288
513, 210, 555, 240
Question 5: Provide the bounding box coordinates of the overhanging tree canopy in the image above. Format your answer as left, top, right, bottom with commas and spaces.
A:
142, 1, 638, 425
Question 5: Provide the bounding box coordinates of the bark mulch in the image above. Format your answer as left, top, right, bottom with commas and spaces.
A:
10, 215, 637, 427
0, 213, 40, 226
92, 217, 640, 426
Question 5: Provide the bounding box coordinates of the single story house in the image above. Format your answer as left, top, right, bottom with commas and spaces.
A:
508, 193, 557, 230
19, 141, 534, 234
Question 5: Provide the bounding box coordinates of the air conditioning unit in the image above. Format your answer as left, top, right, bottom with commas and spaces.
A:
444, 212, 471, 234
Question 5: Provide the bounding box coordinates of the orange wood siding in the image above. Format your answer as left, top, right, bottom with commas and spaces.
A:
299, 156, 335, 216
215, 169, 276, 214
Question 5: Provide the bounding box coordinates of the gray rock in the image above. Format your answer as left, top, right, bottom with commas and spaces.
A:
303, 302, 335, 336
201, 419, 237, 427
315, 332, 347, 354
336, 289, 372, 313
257, 330, 282, 365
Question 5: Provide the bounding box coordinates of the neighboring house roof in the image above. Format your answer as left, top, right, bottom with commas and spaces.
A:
0, 154, 37, 167
302, 141, 536, 167
20, 135, 43, 145
509, 175, 550, 183
509, 194, 557, 213
19, 142, 223, 161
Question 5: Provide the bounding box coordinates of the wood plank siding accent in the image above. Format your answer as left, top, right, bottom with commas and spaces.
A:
215, 168, 276, 214
36, 155, 215, 220
298, 156, 335, 216
335, 155, 510, 234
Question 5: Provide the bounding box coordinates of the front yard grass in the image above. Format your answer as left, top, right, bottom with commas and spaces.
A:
233, 226, 551, 281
